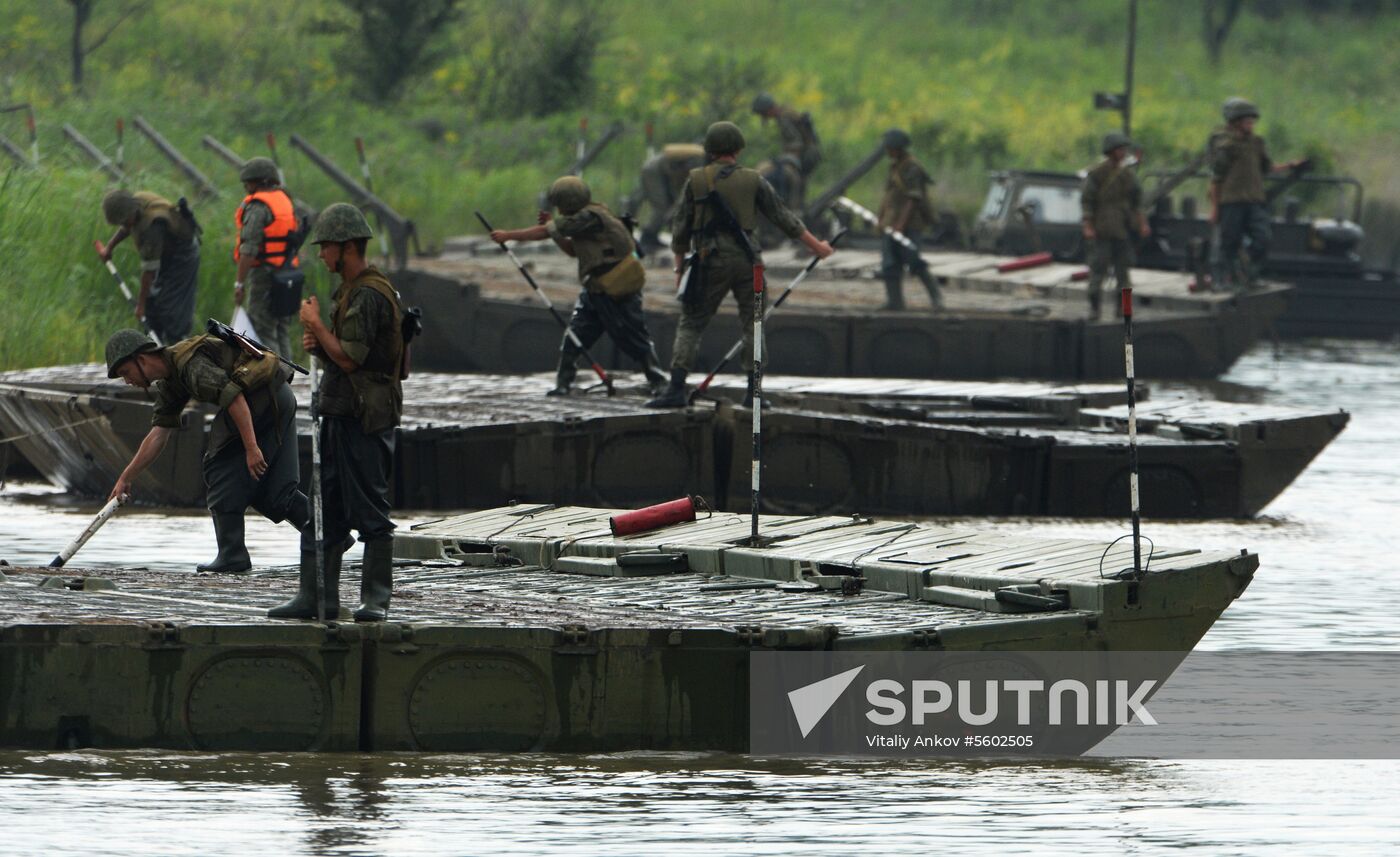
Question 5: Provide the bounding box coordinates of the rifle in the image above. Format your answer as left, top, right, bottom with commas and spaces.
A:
205, 318, 309, 374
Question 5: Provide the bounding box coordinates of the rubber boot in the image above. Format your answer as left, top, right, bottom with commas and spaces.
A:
646, 368, 689, 408
354, 539, 394, 623
196, 512, 252, 574
917, 270, 945, 311
881, 273, 905, 311
283, 493, 356, 553
641, 347, 669, 396
547, 358, 577, 396
266, 544, 342, 620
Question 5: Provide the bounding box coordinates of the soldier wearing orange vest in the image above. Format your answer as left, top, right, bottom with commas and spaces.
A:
234, 157, 304, 357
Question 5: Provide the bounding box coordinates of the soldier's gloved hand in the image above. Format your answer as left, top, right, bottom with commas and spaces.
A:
233, 281, 245, 307
109, 477, 132, 503
299, 295, 321, 327
246, 446, 268, 481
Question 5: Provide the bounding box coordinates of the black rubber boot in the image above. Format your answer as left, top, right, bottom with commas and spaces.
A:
196, 512, 252, 574
266, 545, 342, 620
646, 368, 689, 408
641, 347, 669, 396
881, 273, 905, 310
354, 539, 394, 623
547, 358, 577, 396
917, 270, 945, 311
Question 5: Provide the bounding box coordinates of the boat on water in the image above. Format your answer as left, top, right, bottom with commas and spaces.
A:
0, 503, 1257, 753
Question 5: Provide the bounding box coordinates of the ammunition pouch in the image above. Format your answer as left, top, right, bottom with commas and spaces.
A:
350, 372, 402, 435
231, 349, 288, 394
591, 255, 646, 299
269, 265, 305, 317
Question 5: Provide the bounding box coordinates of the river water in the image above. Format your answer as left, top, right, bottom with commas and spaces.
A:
2, 338, 1398, 855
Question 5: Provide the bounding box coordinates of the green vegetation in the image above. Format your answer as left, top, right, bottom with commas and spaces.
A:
2, 0, 1398, 368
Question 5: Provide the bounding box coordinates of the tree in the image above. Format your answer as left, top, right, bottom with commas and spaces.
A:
67, 0, 149, 91
325, 0, 462, 104
1202, 0, 1247, 65
474, 0, 611, 117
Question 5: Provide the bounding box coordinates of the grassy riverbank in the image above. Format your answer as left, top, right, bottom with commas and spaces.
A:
2, 0, 1398, 367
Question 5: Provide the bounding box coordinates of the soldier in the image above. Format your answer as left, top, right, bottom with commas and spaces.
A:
269, 203, 406, 622
1209, 98, 1303, 290
877, 128, 944, 311
104, 327, 309, 574
1081, 132, 1150, 319
97, 189, 202, 344
637, 143, 707, 252
490, 176, 668, 396
234, 157, 303, 358
646, 121, 834, 409
751, 92, 821, 211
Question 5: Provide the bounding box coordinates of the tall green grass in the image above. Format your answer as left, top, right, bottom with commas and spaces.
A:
3, 0, 1399, 368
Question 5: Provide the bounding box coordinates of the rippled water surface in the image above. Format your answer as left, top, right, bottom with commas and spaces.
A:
2, 339, 1398, 854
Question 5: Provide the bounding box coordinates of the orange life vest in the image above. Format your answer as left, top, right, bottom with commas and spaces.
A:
234, 189, 299, 268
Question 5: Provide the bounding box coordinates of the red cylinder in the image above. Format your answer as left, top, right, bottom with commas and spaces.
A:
996, 252, 1054, 273
610, 496, 697, 537
1069, 268, 1090, 281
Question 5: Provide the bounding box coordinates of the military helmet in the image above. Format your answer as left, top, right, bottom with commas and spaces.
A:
704, 121, 746, 156
547, 176, 591, 214
883, 128, 912, 151
239, 156, 280, 184
1222, 97, 1260, 123
101, 189, 140, 226
751, 92, 776, 114
1102, 132, 1133, 154
105, 329, 159, 378
307, 202, 373, 244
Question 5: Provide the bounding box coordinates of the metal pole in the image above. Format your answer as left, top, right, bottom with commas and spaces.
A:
26, 107, 37, 166
475, 211, 616, 395
576, 116, 588, 179
1124, 0, 1137, 138
354, 136, 392, 263
0, 134, 31, 168
132, 115, 220, 199
94, 240, 160, 344
310, 356, 325, 622
1121, 283, 1143, 576
750, 261, 766, 545
201, 134, 244, 169
290, 134, 416, 270
49, 497, 123, 568
62, 124, 124, 181
114, 117, 124, 171
266, 133, 287, 186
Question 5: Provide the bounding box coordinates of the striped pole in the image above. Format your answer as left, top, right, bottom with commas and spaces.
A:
355, 137, 392, 262
1122, 284, 1143, 575
49, 497, 123, 568
750, 262, 767, 545
310, 355, 326, 622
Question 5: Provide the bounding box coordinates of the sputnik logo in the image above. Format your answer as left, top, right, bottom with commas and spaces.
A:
787, 665, 865, 738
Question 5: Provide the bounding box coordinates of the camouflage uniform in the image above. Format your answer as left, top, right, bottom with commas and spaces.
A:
148, 335, 307, 572
128, 192, 201, 343
878, 152, 942, 310
1211, 128, 1273, 290
547, 203, 667, 391
668, 162, 807, 372
1080, 159, 1143, 317
237, 200, 294, 358
638, 144, 706, 250
318, 266, 403, 551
